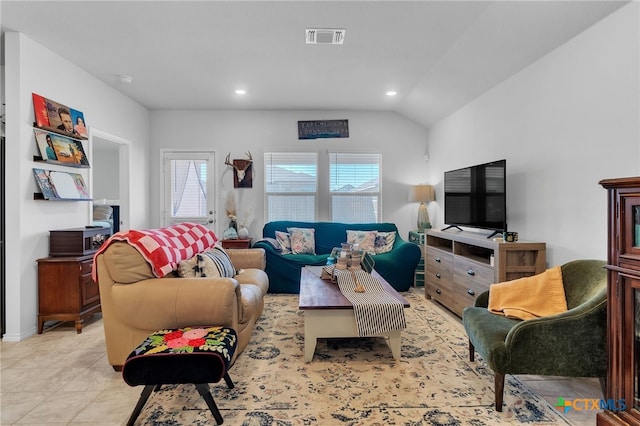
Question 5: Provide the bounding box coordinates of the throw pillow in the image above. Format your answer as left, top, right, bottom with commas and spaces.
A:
178, 254, 214, 278
93, 204, 113, 221
255, 237, 282, 252
275, 231, 292, 254
177, 245, 235, 278
374, 231, 396, 254
201, 245, 236, 278
346, 230, 377, 254
287, 227, 316, 255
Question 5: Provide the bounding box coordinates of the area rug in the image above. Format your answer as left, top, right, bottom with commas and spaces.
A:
135, 288, 571, 425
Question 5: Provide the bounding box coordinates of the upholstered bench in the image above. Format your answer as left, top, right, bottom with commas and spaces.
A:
122, 326, 238, 425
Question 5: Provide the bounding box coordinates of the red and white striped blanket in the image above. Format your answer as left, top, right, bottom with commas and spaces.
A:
92, 222, 218, 280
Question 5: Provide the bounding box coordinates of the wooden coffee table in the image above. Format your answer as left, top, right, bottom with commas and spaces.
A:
298, 266, 410, 362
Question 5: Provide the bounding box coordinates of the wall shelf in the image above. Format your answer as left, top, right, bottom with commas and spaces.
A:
33, 155, 90, 169
33, 123, 87, 141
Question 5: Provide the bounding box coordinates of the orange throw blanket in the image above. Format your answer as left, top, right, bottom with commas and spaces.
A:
487, 266, 568, 320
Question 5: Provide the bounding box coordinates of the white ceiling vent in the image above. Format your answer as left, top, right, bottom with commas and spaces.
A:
305, 28, 345, 45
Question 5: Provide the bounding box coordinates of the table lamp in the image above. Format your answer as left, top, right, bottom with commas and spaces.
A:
409, 184, 435, 232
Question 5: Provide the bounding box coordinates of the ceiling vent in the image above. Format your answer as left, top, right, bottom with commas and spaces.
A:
305, 28, 345, 45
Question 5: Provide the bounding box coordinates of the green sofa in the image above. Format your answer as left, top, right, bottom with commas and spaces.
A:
253, 221, 421, 293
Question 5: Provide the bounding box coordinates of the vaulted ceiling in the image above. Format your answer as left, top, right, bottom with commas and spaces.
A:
1, 1, 628, 127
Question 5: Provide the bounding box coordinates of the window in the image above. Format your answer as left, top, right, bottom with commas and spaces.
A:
330, 152, 381, 223
162, 151, 215, 229
172, 160, 207, 217
264, 152, 318, 222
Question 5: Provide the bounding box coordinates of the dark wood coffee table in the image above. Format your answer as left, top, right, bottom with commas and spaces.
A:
298, 266, 410, 362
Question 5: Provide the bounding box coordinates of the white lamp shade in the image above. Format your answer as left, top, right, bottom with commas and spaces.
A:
409, 184, 435, 203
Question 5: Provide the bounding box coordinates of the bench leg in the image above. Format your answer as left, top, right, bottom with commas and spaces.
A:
195, 383, 224, 425
127, 385, 155, 426
469, 340, 475, 362
223, 372, 234, 389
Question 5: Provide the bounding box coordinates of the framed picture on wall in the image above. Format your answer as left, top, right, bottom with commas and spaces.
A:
32, 93, 50, 128
34, 129, 90, 167
34, 129, 58, 161
33, 168, 59, 200
33, 168, 90, 200
71, 109, 87, 137
50, 134, 89, 167
45, 98, 75, 135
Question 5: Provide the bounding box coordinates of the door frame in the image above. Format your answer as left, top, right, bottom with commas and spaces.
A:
160, 149, 217, 232
1, 136, 5, 336
88, 128, 131, 231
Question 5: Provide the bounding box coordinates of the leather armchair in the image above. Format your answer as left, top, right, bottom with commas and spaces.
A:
462, 259, 607, 411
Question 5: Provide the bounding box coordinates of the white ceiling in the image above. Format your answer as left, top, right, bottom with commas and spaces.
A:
0, 1, 628, 127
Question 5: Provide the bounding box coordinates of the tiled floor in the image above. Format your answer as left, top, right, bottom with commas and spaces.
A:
1, 314, 601, 425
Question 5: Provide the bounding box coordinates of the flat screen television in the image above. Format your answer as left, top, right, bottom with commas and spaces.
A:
443, 159, 506, 237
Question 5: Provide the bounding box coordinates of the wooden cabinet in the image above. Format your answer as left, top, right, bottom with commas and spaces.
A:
424, 229, 546, 317
598, 177, 640, 425
37, 255, 101, 334
221, 238, 252, 249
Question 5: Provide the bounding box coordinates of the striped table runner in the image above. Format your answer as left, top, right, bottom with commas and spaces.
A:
324, 266, 406, 337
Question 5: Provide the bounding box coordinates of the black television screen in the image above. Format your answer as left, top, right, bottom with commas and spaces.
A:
444, 159, 506, 233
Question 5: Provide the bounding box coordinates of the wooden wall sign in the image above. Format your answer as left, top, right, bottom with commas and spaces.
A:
298, 119, 349, 140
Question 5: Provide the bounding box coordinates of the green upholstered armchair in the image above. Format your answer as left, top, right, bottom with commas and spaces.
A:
462, 259, 607, 412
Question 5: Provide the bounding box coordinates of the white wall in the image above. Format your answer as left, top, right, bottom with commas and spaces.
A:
424, 4, 639, 266
3, 32, 151, 340
149, 110, 429, 240
92, 144, 120, 201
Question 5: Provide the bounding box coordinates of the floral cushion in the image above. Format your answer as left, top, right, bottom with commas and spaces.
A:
122, 326, 238, 386
287, 227, 316, 255
346, 230, 377, 254
375, 231, 396, 254
275, 231, 292, 254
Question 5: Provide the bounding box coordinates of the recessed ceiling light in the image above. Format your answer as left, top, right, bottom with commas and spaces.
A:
235, 89, 247, 95
118, 74, 133, 84
386, 91, 397, 97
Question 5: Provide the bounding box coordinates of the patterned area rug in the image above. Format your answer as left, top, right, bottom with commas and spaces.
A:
135, 288, 571, 425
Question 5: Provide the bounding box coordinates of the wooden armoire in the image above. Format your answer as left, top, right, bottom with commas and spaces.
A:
598, 177, 640, 425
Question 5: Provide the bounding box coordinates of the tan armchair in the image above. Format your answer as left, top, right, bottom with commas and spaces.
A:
95, 242, 268, 370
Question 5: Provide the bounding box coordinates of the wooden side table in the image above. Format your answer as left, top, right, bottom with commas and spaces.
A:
221, 238, 252, 249
37, 254, 101, 333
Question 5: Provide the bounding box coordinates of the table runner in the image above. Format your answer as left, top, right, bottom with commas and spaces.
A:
323, 266, 406, 337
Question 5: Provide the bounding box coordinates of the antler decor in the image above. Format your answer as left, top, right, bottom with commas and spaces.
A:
225, 151, 253, 188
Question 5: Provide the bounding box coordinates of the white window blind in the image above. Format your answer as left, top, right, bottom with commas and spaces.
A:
264, 152, 318, 221
171, 159, 207, 217
330, 152, 381, 223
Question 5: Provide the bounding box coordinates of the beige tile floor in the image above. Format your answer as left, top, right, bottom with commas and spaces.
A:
1, 314, 601, 425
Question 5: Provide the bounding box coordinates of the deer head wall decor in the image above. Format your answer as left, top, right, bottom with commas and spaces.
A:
225, 151, 253, 188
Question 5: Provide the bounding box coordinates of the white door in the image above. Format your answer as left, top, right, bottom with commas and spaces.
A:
162, 151, 216, 230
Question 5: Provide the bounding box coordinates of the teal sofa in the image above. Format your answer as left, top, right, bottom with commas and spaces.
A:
253, 221, 421, 293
